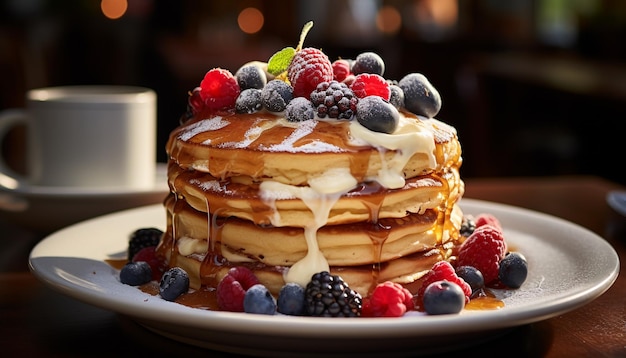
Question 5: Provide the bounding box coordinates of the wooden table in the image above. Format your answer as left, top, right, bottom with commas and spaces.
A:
1, 175, 625, 357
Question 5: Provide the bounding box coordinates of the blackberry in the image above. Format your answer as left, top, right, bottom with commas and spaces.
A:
310, 81, 358, 120
304, 271, 362, 317
128, 228, 163, 261
459, 216, 476, 237
261, 80, 293, 112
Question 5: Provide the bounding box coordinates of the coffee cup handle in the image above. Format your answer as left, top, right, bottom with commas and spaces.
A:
0, 109, 29, 189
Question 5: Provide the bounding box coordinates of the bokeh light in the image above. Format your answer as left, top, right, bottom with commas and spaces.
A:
238, 7, 264, 34
101, 0, 128, 20
376, 5, 402, 35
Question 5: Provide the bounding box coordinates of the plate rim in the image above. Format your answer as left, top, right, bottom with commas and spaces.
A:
28, 198, 620, 338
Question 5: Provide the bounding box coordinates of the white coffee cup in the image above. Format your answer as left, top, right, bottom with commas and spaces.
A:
0, 86, 157, 189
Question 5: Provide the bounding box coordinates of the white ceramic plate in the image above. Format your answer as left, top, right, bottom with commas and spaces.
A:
29, 199, 619, 357
0, 163, 169, 233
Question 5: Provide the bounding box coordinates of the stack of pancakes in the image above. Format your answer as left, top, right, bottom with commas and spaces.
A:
158, 109, 464, 296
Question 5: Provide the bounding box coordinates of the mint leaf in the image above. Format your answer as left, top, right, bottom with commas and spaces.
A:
268, 47, 295, 76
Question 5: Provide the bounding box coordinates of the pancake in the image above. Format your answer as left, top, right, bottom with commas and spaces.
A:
157, 46, 465, 299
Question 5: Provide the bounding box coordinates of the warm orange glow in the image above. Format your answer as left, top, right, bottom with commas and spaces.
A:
101, 0, 128, 20
415, 0, 458, 27
376, 6, 402, 35
238, 7, 264, 34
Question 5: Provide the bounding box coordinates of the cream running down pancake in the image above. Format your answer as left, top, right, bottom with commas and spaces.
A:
157, 39, 465, 298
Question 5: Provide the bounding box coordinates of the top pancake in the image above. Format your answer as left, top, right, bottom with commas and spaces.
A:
166, 110, 462, 187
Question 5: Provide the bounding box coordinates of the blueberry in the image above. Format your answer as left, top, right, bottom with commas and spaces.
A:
120, 261, 152, 286
243, 284, 276, 315
262, 80, 293, 112
235, 64, 267, 90
388, 84, 404, 109
277, 282, 306, 316
455, 266, 484, 295
236, 88, 263, 114
422, 280, 465, 315
398, 73, 441, 118
355, 96, 399, 134
498, 252, 528, 288
285, 97, 315, 122
159, 267, 189, 301
351, 52, 385, 76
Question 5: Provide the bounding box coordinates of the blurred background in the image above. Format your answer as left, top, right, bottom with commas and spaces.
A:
1, 0, 624, 185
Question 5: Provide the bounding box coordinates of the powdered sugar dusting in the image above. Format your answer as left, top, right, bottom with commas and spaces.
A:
263, 120, 342, 153
179, 117, 229, 142
190, 178, 233, 194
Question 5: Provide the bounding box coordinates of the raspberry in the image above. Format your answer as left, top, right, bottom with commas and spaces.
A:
132, 246, 166, 281
287, 47, 334, 98
331, 59, 351, 82
361, 281, 414, 317
350, 73, 390, 100
216, 266, 260, 312
474, 213, 502, 231
455, 225, 508, 285
415, 261, 472, 310
199, 68, 240, 113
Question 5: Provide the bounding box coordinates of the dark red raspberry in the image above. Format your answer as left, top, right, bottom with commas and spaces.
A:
362, 281, 414, 317
474, 213, 502, 231
350, 73, 391, 100
287, 48, 334, 98
132, 246, 166, 281
455, 225, 508, 285
216, 266, 260, 312
415, 261, 472, 310
331, 59, 351, 82
199, 68, 240, 113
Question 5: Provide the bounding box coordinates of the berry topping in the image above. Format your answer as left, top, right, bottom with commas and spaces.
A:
235, 88, 263, 114
131, 246, 166, 281
199, 68, 241, 113
361, 281, 414, 317
331, 59, 352, 82
351, 52, 385, 76
159, 267, 190, 301
498, 252, 528, 288
243, 284, 277, 315
285, 96, 315, 122
422, 281, 466, 315
398, 73, 441, 118
235, 64, 267, 90
310, 80, 358, 119
277, 282, 306, 316
474, 213, 503, 231
288, 47, 334, 98
455, 265, 485, 296
128, 227, 163, 261
355, 96, 399, 134
305, 271, 362, 317
459, 216, 477, 237
455, 225, 508, 285
120, 261, 152, 286
388, 84, 404, 109
416, 261, 472, 309
261, 79, 293, 112
185, 87, 204, 120
350, 73, 391, 100
216, 266, 260, 312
